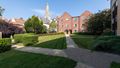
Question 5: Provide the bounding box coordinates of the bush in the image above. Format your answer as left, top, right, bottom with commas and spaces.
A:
38, 32, 64, 36
111, 62, 120, 68
14, 33, 38, 46
102, 32, 114, 36
74, 32, 94, 35
92, 40, 114, 52
92, 36, 120, 54
0, 38, 11, 53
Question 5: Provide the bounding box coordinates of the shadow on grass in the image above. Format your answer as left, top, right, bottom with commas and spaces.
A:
32, 37, 67, 49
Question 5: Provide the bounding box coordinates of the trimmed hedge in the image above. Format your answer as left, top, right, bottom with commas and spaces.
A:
0, 38, 11, 53
92, 36, 120, 54
14, 33, 38, 46
74, 32, 94, 35
38, 32, 64, 36
101, 31, 114, 36
111, 62, 120, 68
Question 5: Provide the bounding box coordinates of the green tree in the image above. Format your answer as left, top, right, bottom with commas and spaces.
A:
49, 20, 57, 32
41, 25, 47, 33
24, 16, 46, 34
31, 16, 43, 33
24, 18, 33, 33
0, 6, 5, 16
87, 9, 111, 35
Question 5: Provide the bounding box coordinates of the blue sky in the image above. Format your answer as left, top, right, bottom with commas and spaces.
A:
0, 0, 110, 19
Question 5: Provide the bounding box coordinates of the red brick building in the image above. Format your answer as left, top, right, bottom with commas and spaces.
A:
57, 11, 92, 33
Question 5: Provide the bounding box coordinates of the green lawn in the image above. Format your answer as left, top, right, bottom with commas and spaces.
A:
0, 50, 76, 68
71, 34, 95, 49
111, 62, 120, 68
33, 34, 67, 49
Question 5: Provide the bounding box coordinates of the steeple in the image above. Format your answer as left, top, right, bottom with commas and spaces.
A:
43, 0, 51, 25
45, 1, 50, 19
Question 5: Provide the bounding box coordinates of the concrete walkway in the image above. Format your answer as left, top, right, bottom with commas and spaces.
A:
64, 34, 120, 68
13, 34, 120, 68
13, 45, 67, 57
64, 48, 120, 68
66, 34, 78, 48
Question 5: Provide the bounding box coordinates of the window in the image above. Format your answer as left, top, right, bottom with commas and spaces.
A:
74, 18, 78, 21
62, 25, 63, 27
66, 24, 69, 28
66, 18, 69, 21
74, 24, 77, 27
74, 30, 77, 33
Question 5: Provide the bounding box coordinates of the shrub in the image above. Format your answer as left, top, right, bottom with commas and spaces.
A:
0, 38, 11, 53
14, 33, 38, 46
111, 62, 120, 68
39, 32, 64, 36
92, 40, 115, 52
74, 32, 94, 35
92, 36, 120, 54
95, 36, 120, 41
102, 32, 114, 36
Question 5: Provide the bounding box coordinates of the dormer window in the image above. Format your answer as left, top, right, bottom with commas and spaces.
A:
66, 18, 69, 21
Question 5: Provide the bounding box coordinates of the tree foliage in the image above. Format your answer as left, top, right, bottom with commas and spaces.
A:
42, 25, 47, 33
87, 9, 111, 35
25, 16, 47, 34
0, 19, 24, 38
49, 20, 57, 32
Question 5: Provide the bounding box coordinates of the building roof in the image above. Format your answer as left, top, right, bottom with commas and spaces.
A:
60, 10, 92, 18
62, 12, 72, 17
9, 18, 25, 25
80, 10, 92, 16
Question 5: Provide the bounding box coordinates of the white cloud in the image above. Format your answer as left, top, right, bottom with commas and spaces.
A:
32, 9, 59, 18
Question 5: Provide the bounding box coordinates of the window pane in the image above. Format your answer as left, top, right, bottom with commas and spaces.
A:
74, 24, 77, 27
74, 18, 77, 21
66, 24, 69, 28
74, 30, 77, 32
66, 18, 69, 21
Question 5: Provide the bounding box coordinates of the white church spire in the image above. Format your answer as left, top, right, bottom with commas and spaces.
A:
45, 1, 50, 19
44, 0, 51, 25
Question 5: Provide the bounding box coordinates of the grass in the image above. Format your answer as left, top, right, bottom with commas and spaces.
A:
32, 34, 67, 49
71, 34, 120, 55
0, 50, 76, 68
111, 62, 120, 68
71, 34, 95, 49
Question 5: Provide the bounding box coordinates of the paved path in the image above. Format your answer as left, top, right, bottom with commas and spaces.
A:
65, 34, 94, 68
64, 34, 120, 68
13, 34, 120, 68
64, 48, 120, 68
65, 34, 78, 48
13, 45, 67, 57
